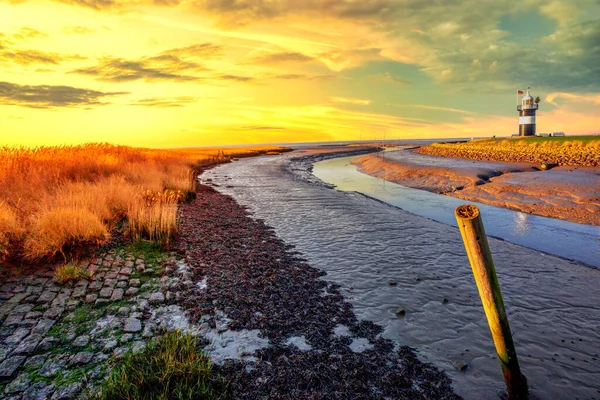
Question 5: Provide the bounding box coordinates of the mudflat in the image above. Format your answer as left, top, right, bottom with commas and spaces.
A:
353, 149, 600, 226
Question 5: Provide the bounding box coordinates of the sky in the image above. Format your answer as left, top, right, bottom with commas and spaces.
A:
1, 0, 600, 147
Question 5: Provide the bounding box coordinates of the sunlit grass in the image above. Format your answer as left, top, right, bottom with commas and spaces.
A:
0, 143, 289, 262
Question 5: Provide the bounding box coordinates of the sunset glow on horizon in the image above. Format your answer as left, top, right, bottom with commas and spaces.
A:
1, 0, 600, 148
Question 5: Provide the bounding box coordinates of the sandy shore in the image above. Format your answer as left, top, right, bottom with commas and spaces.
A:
352, 149, 600, 226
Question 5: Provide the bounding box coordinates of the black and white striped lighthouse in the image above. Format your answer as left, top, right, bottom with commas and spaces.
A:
517, 87, 538, 136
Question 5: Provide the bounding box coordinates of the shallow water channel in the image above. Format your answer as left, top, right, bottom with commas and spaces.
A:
208, 149, 600, 400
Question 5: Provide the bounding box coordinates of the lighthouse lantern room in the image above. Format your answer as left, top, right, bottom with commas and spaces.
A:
517, 87, 538, 136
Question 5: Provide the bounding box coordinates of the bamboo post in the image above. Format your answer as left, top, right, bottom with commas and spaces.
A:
455, 204, 529, 400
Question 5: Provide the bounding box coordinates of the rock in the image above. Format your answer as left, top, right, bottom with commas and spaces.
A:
149, 292, 165, 305
103, 339, 118, 352
395, 307, 406, 317
88, 280, 103, 291
12, 303, 34, 313
23, 382, 56, 400
52, 382, 82, 400
388, 281, 397, 286
24, 354, 47, 369
6, 372, 31, 393
39, 357, 67, 377
72, 285, 87, 298
32, 318, 55, 335
37, 337, 58, 352
70, 352, 93, 365
110, 288, 124, 301
65, 330, 77, 342
442, 297, 449, 304
8, 293, 27, 303
125, 287, 139, 297
99, 287, 113, 298
73, 335, 90, 347
13, 334, 42, 355
43, 307, 64, 320
120, 333, 133, 343
95, 298, 109, 306
117, 306, 130, 315
4, 313, 23, 326
4, 328, 30, 345
142, 323, 154, 338
129, 279, 141, 287
0, 356, 26, 378
36, 291, 57, 303
116, 281, 128, 288
453, 360, 469, 371
123, 318, 142, 333
85, 294, 98, 303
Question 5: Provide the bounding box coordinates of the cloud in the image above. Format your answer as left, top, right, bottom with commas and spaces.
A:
546, 92, 600, 106
10, 27, 48, 41
62, 25, 96, 34
1, 49, 86, 65
330, 96, 371, 105
412, 105, 476, 115
271, 73, 336, 81
131, 96, 196, 107
382, 72, 412, 86
69, 43, 222, 83
0, 81, 127, 108
70, 55, 205, 82
248, 51, 314, 65
215, 74, 254, 82
161, 43, 223, 59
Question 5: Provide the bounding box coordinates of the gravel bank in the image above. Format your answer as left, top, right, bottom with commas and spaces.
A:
175, 182, 461, 399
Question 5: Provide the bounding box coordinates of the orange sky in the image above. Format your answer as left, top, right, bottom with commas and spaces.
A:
1, 0, 599, 147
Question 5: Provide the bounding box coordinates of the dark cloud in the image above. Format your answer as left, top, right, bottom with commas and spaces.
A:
70, 55, 205, 82
216, 74, 254, 82
1, 50, 86, 65
161, 43, 223, 59
0, 81, 128, 108
55, 0, 118, 10
10, 27, 48, 40
62, 25, 96, 34
248, 51, 314, 65
131, 96, 196, 107
431, 19, 600, 91
69, 43, 220, 83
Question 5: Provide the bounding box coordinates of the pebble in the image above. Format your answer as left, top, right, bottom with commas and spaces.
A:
453, 360, 469, 371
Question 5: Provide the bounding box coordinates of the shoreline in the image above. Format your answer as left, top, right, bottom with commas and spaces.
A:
352, 149, 600, 226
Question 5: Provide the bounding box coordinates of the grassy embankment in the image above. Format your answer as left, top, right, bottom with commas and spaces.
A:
0, 143, 289, 265
415, 136, 600, 167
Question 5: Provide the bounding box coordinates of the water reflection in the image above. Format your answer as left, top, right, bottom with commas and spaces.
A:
313, 155, 600, 268
513, 212, 532, 236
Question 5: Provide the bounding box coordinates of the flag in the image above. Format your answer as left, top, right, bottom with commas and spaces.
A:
517, 90, 524, 95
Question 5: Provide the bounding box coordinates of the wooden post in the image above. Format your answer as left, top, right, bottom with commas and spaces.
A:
455, 204, 529, 400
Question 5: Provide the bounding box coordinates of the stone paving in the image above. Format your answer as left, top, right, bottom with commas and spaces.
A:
0, 248, 189, 399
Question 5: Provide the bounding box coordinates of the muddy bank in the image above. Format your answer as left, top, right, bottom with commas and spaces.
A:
353, 150, 600, 226
175, 183, 460, 399
208, 150, 600, 400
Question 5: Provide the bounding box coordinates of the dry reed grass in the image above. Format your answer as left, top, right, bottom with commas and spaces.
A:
0, 143, 287, 262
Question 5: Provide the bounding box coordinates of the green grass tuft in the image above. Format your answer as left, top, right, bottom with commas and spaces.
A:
53, 263, 92, 283
99, 331, 221, 400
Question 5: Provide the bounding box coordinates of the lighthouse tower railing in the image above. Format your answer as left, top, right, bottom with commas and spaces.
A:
517, 104, 538, 111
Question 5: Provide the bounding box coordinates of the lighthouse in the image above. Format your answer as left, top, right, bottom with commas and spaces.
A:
517, 87, 538, 136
